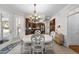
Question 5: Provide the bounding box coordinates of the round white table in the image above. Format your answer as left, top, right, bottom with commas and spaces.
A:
22, 34, 52, 43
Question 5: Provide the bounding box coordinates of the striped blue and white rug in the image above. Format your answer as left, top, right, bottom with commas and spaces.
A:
0, 43, 17, 54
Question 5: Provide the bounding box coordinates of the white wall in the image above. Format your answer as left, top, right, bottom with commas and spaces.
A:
52, 5, 79, 46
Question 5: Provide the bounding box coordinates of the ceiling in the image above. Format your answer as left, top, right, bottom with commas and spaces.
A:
9, 4, 67, 18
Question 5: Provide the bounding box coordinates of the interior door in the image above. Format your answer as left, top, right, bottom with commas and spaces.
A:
68, 13, 79, 45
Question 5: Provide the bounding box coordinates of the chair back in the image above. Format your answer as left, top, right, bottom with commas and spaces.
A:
51, 31, 55, 39
34, 30, 41, 34
31, 34, 45, 53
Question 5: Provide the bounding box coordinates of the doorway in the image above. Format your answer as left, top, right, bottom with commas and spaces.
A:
50, 18, 55, 33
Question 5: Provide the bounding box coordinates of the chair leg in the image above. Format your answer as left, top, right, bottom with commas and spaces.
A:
44, 48, 46, 53
29, 50, 31, 54
21, 44, 24, 54
32, 50, 34, 54
42, 50, 43, 54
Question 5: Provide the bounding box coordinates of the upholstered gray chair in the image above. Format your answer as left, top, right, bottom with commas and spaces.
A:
31, 34, 45, 54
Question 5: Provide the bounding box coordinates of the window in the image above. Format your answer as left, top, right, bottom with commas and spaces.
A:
1, 14, 10, 40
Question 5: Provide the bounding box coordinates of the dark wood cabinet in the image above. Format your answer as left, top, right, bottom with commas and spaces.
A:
25, 18, 45, 35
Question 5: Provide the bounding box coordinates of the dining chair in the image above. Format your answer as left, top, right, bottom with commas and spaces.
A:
50, 31, 56, 47
21, 40, 31, 54
51, 31, 55, 39
31, 34, 45, 54
34, 30, 41, 34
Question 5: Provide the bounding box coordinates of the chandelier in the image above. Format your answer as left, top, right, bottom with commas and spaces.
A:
29, 4, 41, 22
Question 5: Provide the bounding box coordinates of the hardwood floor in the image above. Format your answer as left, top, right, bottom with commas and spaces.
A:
69, 45, 79, 53
52, 42, 77, 54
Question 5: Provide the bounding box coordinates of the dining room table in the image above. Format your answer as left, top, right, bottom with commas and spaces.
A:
22, 34, 52, 44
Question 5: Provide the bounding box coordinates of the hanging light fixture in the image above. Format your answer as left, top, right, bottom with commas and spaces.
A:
29, 4, 41, 22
